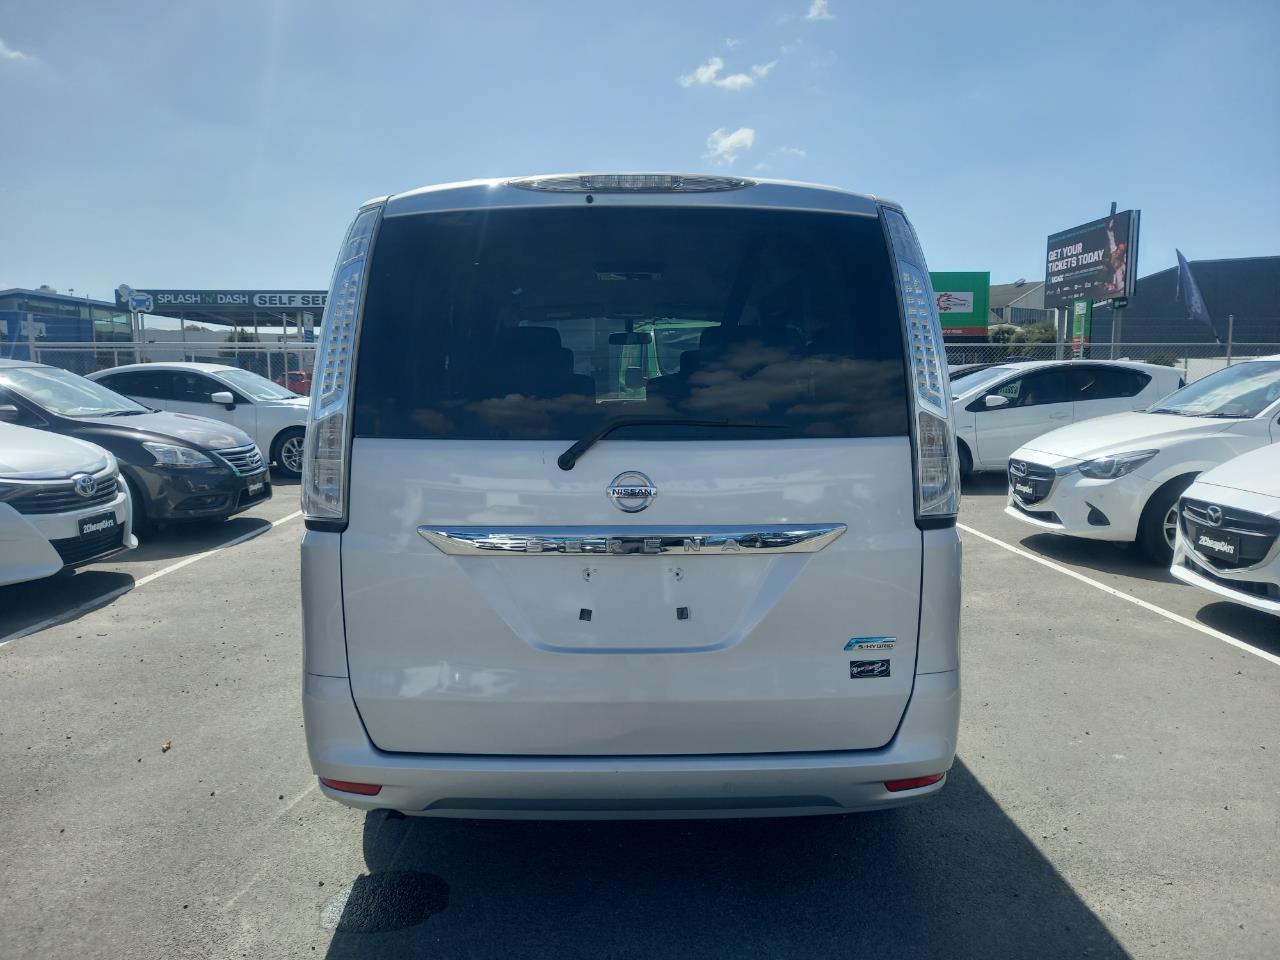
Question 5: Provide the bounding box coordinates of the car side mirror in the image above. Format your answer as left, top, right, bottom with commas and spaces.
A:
210, 391, 235, 408
0, 403, 22, 423
983, 394, 1011, 410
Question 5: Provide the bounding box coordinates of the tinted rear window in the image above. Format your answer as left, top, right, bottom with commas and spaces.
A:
353, 206, 908, 440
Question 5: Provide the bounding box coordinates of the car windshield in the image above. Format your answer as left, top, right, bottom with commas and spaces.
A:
0, 366, 149, 417
952, 365, 1018, 397
217, 368, 299, 401
1147, 360, 1280, 418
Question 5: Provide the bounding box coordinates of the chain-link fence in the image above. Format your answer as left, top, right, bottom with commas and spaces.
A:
17, 341, 318, 389
945, 342, 1279, 382
11, 338, 1279, 388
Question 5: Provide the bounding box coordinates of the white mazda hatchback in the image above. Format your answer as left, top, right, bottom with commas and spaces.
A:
300, 174, 963, 818
1006, 356, 1280, 564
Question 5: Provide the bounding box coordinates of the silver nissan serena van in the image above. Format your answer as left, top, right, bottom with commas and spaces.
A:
301, 174, 961, 818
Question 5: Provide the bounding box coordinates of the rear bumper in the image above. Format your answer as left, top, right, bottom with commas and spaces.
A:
304, 669, 960, 819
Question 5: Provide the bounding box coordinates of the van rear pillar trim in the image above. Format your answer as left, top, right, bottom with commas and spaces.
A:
417, 524, 847, 557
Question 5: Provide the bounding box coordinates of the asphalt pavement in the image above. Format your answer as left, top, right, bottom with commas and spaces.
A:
0, 474, 1276, 959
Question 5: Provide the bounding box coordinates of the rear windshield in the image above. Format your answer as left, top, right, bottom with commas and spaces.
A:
353, 206, 908, 441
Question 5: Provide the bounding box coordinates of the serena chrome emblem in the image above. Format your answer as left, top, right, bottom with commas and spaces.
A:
606, 471, 656, 513
72, 473, 98, 498
418, 524, 847, 556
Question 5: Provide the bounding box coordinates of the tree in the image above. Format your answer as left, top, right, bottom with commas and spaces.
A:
1009, 321, 1056, 344
987, 324, 1017, 344
219, 328, 260, 362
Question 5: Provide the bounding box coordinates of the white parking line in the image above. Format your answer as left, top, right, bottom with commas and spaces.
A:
958, 522, 1280, 668
0, 510, 303, 648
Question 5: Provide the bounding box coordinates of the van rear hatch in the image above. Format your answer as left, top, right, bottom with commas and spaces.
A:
340, 198, 921, 756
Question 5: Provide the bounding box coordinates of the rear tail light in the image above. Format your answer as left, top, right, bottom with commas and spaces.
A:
881, 206, 959, 526
884, 773, 945, 792
319, 777, 382, 796
302, 204, 381, 528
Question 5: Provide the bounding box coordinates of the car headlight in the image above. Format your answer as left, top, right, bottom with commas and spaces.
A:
1077, 449, 1158, 480
141, 441, 214, 469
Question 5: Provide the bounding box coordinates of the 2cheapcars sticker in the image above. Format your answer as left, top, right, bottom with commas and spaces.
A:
1197, 534, 1237, 557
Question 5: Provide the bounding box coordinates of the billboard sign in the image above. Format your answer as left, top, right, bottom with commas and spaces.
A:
114, 289, 327, 313
1044, 211, 1140, 311
929, 271, 990, 338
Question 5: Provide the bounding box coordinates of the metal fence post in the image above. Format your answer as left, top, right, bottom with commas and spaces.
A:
1226, 315, 1234, 366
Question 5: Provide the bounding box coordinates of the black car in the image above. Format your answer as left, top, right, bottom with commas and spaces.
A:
0, 360, 272, 531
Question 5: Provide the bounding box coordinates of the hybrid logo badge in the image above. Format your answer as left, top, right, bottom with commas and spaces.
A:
1205, 504, 1223, 526
607, 471, 656, 513
72, 474, 98, 498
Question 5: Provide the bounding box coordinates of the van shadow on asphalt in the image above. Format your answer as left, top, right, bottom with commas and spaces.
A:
321, 759, 1129, 960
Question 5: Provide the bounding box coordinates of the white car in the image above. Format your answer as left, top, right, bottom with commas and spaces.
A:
0, 421, 136, 586
1171, 445, 1280, 616
951, 359, 1183, 475
301, 174, 962, 818
88, 362, 309, 478
1005, 355, 1280, 563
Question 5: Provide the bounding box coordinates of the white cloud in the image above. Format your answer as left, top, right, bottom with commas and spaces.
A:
716, 72, 755, 90
778, 145, 807, 157
704, 127, 756, 165
679, 56, 725, 87
0, 38, 35, 63
805, 0, 835, 21
724, 37, 741, 48
680, 54, 780, 91
679, 55, 760, 90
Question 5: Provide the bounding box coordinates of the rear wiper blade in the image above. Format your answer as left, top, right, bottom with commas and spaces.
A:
557, 416, 786, 470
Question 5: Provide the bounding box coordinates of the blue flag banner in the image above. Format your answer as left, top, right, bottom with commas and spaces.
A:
1175, 250, 1213, 331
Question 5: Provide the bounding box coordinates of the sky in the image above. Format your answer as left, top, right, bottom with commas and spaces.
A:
1, 0, 1277, 301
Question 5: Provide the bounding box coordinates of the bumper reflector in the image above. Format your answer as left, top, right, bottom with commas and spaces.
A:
884, 773, 945, 793
320, 777, 382, 796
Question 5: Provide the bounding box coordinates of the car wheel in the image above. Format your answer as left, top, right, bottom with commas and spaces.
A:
1137, 476, 1195, 566
272, 428, 306, 480
122, 473, 149, 537
957, 441, 973, 480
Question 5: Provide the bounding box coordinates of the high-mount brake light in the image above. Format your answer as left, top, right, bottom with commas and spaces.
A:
302, 204, 381, 527
881, 206, 960, 525
507, 173, 753, 193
